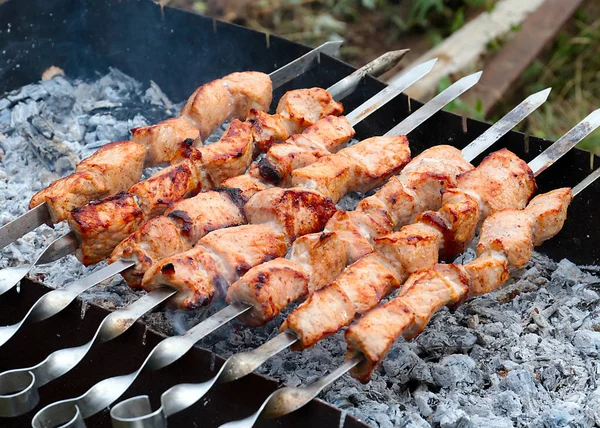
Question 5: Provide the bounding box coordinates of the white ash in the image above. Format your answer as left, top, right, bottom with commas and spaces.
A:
184, 253, 600, 428
0, 69, 178, 295
2, 74, 600, 427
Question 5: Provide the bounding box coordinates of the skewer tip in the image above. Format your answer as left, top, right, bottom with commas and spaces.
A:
460, 70, 483, 84
318, 40, 343, 56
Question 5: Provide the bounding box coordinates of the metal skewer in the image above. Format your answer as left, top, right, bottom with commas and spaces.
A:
0, 41, 344, 253
106, 85, 552, 427
213, 111, 600, 428
30, 63, 480, 428
0, 287, 176, 417
0, 51, 415, 351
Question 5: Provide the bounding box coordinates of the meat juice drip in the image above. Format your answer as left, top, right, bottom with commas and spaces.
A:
1, 73, 599, 426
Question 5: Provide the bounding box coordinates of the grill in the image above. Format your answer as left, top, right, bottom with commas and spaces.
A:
1, 0, 599, 427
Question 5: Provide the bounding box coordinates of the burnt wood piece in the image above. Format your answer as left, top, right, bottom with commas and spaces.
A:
467, 0, 585, 115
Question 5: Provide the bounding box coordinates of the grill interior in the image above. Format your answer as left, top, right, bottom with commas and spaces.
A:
1, 0, 599, 427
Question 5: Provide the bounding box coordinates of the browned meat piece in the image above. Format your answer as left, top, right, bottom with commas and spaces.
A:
30, 141, 146, 223
227, 258, 310, 327
222, 72, 273, 119
374, 223, 441, 277
356, 145, 473, 228
345, 298, 414, 382
131, 117, 199, 166
142, 245, 226, 309
165, 190, 245, 243
476, 210, 534, 268
414, 188, 480, 261
228, 232, 347, 327
110, 216, 190, 288
250, 88, 344, 152
464, 254, 509, 297
345, 264, 469, 382
275, 88, 343, 131
196, 120, 255, 186
457, 148, 536, 217
523, 188, 572, 245
323, 211, 375, 263
181, 71, 272, 141
129, 159, 202, 218
282, 253, 401, 350
288, 232, 347, 292
258, 115, 355, 185
76, 141, 147, 190
110, 189, 246, 288
220, 174, 271, 202
30, 171, 109, 224
244, 188, 337, 242
69, 192, 144, 265
291, 136, 410, 202
200, 223, 287, 285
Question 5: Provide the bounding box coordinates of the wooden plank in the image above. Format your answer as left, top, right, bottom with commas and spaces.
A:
469, 0, 585, 116
388, 0, 546, 100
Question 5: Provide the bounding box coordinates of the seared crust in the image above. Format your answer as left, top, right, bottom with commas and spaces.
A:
131, 117, 199, 166
244, 187, 337, 243
457, 148, 536, 217
30, 141, 146, 223
259, 115, 355, 185
291, 136, 411, 202
180, 71, 272, 141
69, 192, 144, 265
129, 159, 201, 218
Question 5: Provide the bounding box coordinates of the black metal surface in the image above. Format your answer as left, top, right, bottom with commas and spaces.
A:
0, 0, 599, 427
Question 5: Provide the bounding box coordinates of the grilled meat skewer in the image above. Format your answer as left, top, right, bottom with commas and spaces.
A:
69, 89, 343, 265
280, 148, 535, 350
345, 186, 574, 381
29, 71, 274, 225
0, 42, 345, 251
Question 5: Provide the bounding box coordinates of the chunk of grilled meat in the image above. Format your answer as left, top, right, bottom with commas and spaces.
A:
180, 71, 272, 141
257, 115, 355, 186
345, 187, 572, 382
292, 135, 410, 203
30, 141, 146, 223
69, 193, 144, 266
110, 190, 246, 287
250, 88, 343, 153
142, 188, 337, 308
71, 89, 344, 266
131, 118, 199, 167
142, 224, 287, 308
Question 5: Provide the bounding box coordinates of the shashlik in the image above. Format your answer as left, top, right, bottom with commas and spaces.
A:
139, 135, 411, 308
278, 148, 535, 354
28, 71, 273, 224
345, 186, 572, 381
109, 114, 355, 287
67, 88, 343, 265
226, 144, 475, 326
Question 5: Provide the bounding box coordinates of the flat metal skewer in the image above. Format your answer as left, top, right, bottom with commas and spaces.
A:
215, 110, 600, 428
0, 52, 412, 347
0, 287, 176, 417
31, 61, 472, 428
0, 40, 342, 253
107, 85, 553, 427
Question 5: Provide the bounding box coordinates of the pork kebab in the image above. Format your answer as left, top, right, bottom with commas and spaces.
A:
0, 42, 342, 251
99, 91, 554, 426
0, 59, 439, 355
0, 49, 412, 296
212, 115, 600, 428
27, 73, 482, 428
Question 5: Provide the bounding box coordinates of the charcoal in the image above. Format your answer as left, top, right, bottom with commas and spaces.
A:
1, 71, 600, 428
